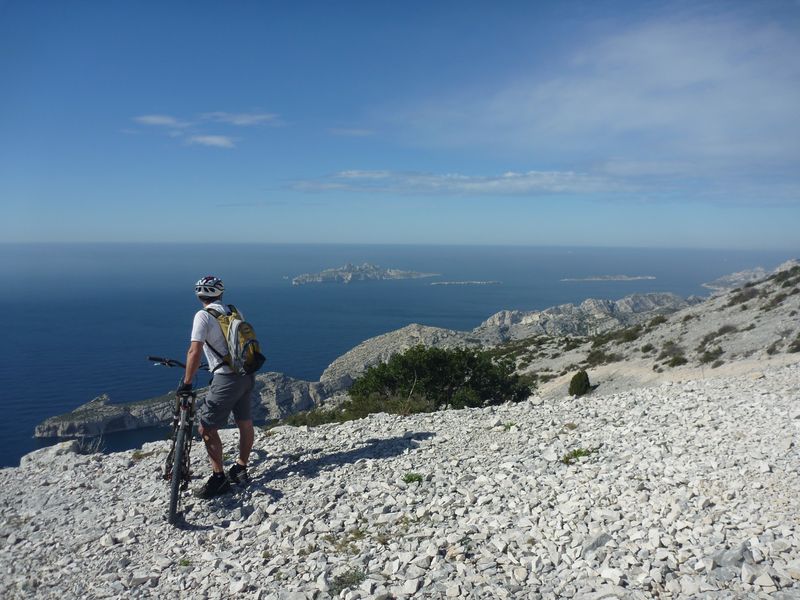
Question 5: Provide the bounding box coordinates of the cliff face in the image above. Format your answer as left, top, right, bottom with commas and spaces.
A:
34, 373, 331, 438
472, 292, 694, 344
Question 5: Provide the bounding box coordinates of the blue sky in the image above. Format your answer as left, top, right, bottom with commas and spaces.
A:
1, 0, 799, 248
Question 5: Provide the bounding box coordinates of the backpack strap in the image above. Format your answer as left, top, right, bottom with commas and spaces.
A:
203, 307, 234, 373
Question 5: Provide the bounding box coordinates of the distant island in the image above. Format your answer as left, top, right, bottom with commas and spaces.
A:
431, 281, 501, 286
292, 262, 439, 286
561, 275, 656, 282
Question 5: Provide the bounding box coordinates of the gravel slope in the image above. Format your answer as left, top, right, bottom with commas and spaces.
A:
2, 362, 799, 599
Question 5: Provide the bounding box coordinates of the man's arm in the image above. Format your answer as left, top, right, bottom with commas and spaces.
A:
184, 341, 204, 385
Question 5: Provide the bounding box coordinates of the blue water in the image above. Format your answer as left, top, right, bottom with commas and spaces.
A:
1, 243, 794, 467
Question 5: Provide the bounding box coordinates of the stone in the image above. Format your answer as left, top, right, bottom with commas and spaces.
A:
754, 573, 775, 588
741, 563, 759, 584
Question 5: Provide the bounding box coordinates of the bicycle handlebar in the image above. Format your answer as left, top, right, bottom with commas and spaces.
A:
147, 356, 209, 371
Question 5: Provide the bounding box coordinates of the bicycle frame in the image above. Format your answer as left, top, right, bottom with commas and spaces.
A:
148, 355, 208, 525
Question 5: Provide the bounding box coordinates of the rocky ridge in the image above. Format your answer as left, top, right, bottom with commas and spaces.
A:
2, 362, 799, 599
35, 373, 332, 439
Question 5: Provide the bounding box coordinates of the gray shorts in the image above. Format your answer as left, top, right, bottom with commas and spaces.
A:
197, 373, 255, 429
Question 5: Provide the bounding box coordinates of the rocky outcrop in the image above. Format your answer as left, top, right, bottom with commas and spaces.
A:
472, 292, 695, 344
34, 393, 175, 438
34, 373, 331, 438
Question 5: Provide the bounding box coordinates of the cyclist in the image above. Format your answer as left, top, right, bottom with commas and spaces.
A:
178, 275, 255, 499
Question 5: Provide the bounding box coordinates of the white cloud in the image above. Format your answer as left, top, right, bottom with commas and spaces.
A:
201, 112, 278, 126
133, 114, 190, 128
294, 169, 622, 195
387, 13, 800, 204
187, 135, 236, 149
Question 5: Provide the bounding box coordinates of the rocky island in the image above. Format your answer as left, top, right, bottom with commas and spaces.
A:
292, 262, 439, 286
560, 275, 656, 282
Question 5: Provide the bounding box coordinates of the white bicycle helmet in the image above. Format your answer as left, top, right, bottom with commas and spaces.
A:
195, 275, 225, 299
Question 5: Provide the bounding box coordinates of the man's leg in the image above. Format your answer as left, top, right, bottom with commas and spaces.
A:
198, 423, 224, 473
235, 419, 254, 466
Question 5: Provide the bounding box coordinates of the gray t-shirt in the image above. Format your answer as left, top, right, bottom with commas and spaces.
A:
190, 302, 240, 374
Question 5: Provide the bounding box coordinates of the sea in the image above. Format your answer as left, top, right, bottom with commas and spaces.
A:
2, 243, 795, 467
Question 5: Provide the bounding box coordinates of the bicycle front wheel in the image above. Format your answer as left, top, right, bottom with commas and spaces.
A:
168, 425, 186, 525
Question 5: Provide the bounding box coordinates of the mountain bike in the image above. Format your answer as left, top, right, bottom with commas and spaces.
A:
147, 356, 208, 525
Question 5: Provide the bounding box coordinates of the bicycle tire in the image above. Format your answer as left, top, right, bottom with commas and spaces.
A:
168, 425, 186, 525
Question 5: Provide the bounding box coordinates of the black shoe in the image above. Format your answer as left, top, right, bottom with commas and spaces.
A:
227, 462, 249, 485
194, 473, 231, 499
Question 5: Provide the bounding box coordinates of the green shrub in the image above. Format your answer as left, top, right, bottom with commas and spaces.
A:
329, 568, 366, 596
403, 472, 423, 484
699, 347, 723, 364
590, 325, 642, 348
788, 334, 800, 353
349, 345, 531, 411
667, 355, 688, 367
640, 343, 654, 353
697, 325, 737, 351
727, 287, 758, 306
658, 341, 684, 360
761, 292, 788, 311
584, 348, 622, 367
561, 447, 595, 465
648, 315, 668, 328
568, 370, 591, 397
711, 359, 724, 368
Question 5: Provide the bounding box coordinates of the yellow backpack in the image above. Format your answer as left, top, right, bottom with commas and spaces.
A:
204, 304, 266, 375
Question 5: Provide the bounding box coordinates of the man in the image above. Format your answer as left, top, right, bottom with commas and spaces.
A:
178, 275, 255, 499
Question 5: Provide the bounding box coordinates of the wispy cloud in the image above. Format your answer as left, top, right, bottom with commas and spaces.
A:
294, 169, 622, 195
386, 13, 800, 204
188, 135, 236, 149
328, 127, 376, 137
133, 114, 191, 128
129, 110, 279, 148
201, 112, 279, 126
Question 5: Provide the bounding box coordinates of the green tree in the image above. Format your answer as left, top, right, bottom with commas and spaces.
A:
349, 345, 531, 410
568, 370, 591, 397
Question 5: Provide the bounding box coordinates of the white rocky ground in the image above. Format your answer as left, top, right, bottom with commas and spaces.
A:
2, 361, 799, 599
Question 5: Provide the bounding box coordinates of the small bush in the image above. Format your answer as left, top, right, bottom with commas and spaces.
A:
568, 370, 591, 397
562, 337, 583, 351
562, 448, 595, 465
658, 341, 684, 361
648, 315, 668, 328
584, 348, 622, 367
682, 314, 697, 322
766, 341, 781, 355
727, 287, 758, 306
329, 568, 366, 596
788, 334, 800, 353
667, 355, 688, 367
761, 292, 788, 311
590, 325, 642, 348
699, 347, 723, 364
640, 343, 654, 353
697, 325, 737, 351
402, 472, 423, 484
711, 359, 724, 368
